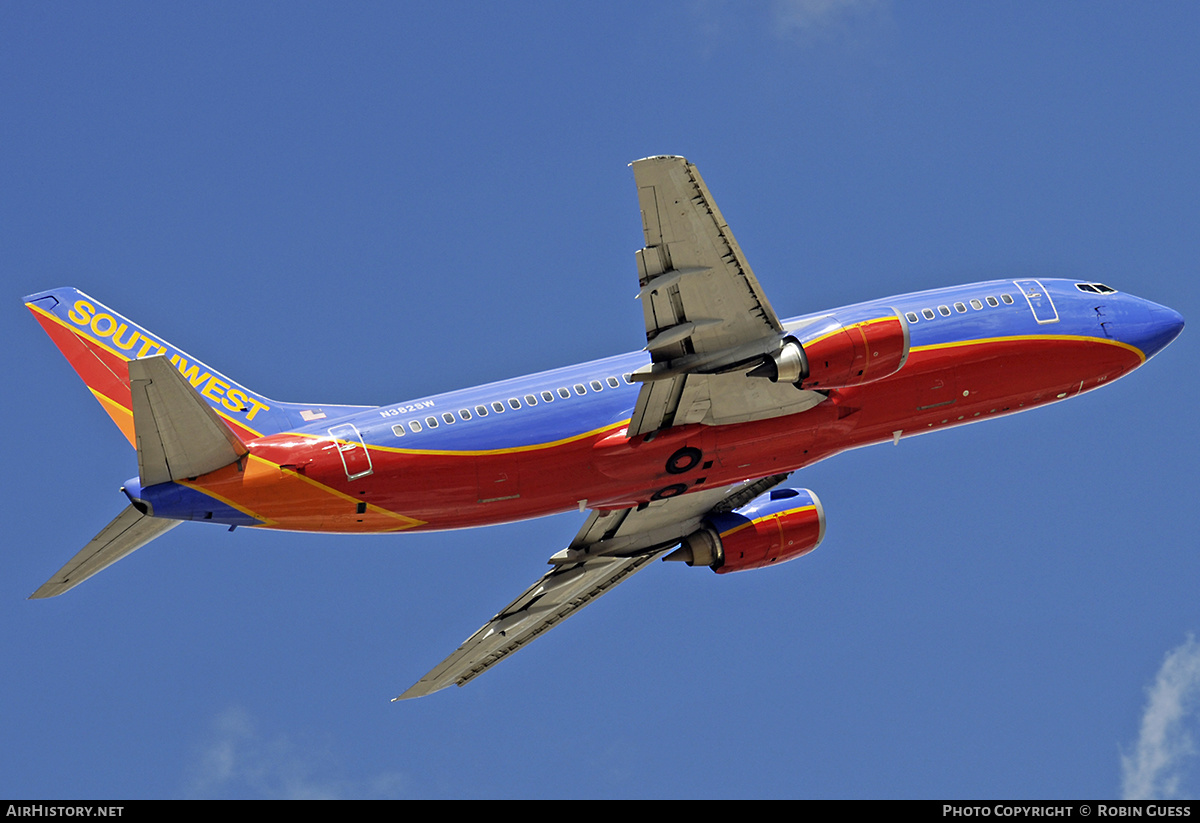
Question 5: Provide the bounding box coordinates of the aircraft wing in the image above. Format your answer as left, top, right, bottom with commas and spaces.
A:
628, 156, 823, 435
396, 473, 790, 700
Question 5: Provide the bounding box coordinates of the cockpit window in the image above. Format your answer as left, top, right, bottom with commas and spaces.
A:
1075, 282, 1117, 295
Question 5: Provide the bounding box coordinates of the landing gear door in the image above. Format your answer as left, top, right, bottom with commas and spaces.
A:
1014, 279, 1059, 324
328, 423, 374, 481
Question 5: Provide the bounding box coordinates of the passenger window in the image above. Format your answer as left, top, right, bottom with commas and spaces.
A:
425, 416, 438, 428
458, 409, 472, 421
1001, 294, 1014, 304
409, 420, 422, 433
938, 305, 951, 316
541, 390, 554, 402
906, 312, 919, 323
622, 374, 633, 384
442, 412, 455, 425
970, 299, 983, 310
986, 296, 999, 307
475, 405, 488, 417
558, 387, 570, 399
574, 384, 587, 395
492, 401, 505, 413
922, 308, 935, 320
590, 380, 603, 392
606, 377, 619, 388
508, 398, 521, 410
954, 302, 966, 313
525, 394, 538, 406
392, 424, 405, 437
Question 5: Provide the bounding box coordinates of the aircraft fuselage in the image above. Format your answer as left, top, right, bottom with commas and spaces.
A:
123, 277, 1181, 534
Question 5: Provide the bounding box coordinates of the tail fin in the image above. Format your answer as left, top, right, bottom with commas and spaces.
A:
25, 287, 372, 442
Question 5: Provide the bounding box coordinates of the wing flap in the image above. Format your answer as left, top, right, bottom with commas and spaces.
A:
29, 505, 181, 599
627, 157, 820, 435
629, 373, 688, 436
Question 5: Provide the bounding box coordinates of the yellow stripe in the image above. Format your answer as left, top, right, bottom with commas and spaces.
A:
719, 505, 817, 537
910, 333, 1146, 363
803, 315, 898, 348
299, 418, 633, 458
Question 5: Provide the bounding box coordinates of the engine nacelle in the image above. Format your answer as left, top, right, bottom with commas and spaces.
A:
750, 313, 909, 390
668, 488, 826, 574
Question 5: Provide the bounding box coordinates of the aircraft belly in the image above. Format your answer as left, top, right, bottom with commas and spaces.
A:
829, 335, 1145, 449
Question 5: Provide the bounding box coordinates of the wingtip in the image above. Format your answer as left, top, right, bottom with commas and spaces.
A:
629, 154, 687, 167
29, 577, 71, 599
393, 684, 438, 702
393, 682, 423, 702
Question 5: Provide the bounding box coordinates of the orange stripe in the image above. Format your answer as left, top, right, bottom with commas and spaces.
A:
180, 456, 426, 533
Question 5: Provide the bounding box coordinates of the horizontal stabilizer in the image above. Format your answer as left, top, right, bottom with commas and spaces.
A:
129, 355, 249, 486
30, 505, 181, 598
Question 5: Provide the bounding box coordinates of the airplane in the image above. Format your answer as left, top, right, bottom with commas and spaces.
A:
24, 155, 1184, 700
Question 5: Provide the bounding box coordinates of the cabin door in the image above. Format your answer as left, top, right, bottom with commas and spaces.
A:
1014, 279, 1059, 325
328, 423, 374, 481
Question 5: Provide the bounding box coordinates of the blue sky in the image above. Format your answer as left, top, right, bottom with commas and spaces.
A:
3, 2, 1198, 799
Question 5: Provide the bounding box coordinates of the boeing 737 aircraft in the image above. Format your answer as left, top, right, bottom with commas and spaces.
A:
25, 156, 1184, 700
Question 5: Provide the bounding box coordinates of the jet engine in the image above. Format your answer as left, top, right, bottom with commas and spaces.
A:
749, 313, 909, 390
666, 487, 825, 574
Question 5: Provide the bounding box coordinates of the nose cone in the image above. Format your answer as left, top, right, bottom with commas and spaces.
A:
1118, 295, 1185, 362
1134, 301, 1185, 361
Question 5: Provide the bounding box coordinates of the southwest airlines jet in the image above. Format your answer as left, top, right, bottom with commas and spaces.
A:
24, 156, 1184, 700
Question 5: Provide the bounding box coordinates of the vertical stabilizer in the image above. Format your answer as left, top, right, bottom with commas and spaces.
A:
24, 287, 375, 442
